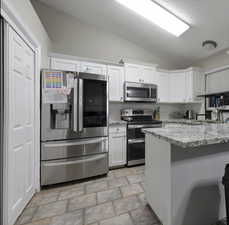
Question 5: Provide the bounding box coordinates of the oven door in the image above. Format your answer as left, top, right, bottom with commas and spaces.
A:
127, 139, 145, 166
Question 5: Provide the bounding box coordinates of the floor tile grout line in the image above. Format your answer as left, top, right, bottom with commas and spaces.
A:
128, 211, 136, 225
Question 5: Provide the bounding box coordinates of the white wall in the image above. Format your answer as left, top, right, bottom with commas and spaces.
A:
3, 0, 51, 67
194, 49, 229, 71
31, 0, 175, 69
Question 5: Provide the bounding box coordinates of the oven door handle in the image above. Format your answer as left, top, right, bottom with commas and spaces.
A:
43, 138, 106, 148
128, 138, 145, 144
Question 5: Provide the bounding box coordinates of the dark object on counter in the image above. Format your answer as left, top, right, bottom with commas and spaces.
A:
214, 218, 226, 225
222, 164, 229, 225
185, 110, 195, 120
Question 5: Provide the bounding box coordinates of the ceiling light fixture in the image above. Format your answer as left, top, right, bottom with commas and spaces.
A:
202, 40, 217, 51
115, 0, 190, 37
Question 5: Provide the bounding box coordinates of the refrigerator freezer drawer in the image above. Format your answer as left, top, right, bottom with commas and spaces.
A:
41, 153, 108, 186
41, 137, 108, 160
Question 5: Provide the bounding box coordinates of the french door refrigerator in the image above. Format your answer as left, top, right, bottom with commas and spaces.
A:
40, 70, 109, 186
0, 16, 4, 225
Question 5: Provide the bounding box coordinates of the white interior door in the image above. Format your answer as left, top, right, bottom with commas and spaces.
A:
6, 26, 35, 225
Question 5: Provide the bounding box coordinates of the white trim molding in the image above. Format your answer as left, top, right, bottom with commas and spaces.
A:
2, 2, 42, 225
205, 65, 229, 76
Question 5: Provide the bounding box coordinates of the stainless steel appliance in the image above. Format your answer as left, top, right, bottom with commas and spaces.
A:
124, 82, 157, 102
41, 69, 109, 186
121, 109, 162, 166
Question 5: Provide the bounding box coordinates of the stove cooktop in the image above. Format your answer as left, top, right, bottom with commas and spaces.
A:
121, 117, 162, 125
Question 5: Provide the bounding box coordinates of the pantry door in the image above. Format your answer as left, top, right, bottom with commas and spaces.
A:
7, 26, 35, 225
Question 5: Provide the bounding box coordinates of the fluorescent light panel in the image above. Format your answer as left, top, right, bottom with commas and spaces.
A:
116, 0, 190, 37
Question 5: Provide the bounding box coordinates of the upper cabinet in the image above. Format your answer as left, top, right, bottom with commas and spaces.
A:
158, 71, 169, 102
142, 66, 158, 84
206, 68, 229, 94
80, 62, 107, 75
125, 63, 158, 84
169, 72, 187, 103
50, 58, 80, 72
185, 68, 204, 102
125, 63, 142, 83
157, 68, 204, 103
50, 56, 204, 105
108, 65, 125, 102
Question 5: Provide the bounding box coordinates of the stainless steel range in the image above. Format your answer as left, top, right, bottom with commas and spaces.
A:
40, 69, 109, 186
121, 109, 162, 166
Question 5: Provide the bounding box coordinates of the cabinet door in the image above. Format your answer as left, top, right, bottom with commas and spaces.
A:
108, 66, 124, 102
186, 69, 204, 102
50, 58, 80, 71
142, 66, 158, 84
125, 63, 142, 83
81, 62, 106, 75
109, 134, 126, 167
158, 72, 169, 102
185, 71, 194, 102
169, 73, 186, 102
7, 27, 35, 225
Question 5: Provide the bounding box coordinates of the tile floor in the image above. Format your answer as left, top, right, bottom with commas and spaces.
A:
15, 166, 160, 225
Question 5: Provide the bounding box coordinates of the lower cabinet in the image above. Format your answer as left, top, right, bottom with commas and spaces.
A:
109, 125, 126, 167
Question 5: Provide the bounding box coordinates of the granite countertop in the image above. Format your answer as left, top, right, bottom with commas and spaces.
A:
143, 123, 229, 148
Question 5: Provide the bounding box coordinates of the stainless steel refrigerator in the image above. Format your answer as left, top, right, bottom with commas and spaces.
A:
0, 16, 5, 225
40, 69, 109, 186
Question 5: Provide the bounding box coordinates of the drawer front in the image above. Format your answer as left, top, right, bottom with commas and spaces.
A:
109, 126, 126, 134
41, 137, 108, 160
41, 153, 108, 186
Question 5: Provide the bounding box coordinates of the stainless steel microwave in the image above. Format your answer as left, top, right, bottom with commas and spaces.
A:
124, 82, 157, 102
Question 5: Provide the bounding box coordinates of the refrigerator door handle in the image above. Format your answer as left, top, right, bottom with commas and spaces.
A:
43, 137, 106, 148
43, 154, 107, 167
79, 78, 83, 132
73, 78, 78, 132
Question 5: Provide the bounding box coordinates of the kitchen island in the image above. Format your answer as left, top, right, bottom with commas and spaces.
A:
143, 123, 229, 225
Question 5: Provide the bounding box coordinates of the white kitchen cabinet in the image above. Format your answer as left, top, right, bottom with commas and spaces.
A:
80, 61, 107, 75
186, 68, 204, 102
158, 71, 170, 102
206, 68, 229, 94
125, 63, 157, 84
108, 65, 125, 102
109, 125, 126, 167
50, 58, 80, 72
125, 63, 142, 83
142, 66, 158, 84
158, 68, 204, 103
169, 72, 186, 103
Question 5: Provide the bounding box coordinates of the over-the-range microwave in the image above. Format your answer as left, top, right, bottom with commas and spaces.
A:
124, 81, 158, 103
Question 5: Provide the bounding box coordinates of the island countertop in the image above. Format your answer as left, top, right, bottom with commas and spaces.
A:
143, 123, 229, 148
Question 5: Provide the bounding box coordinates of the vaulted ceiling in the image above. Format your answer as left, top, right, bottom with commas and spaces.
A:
37, 0, 229, 67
